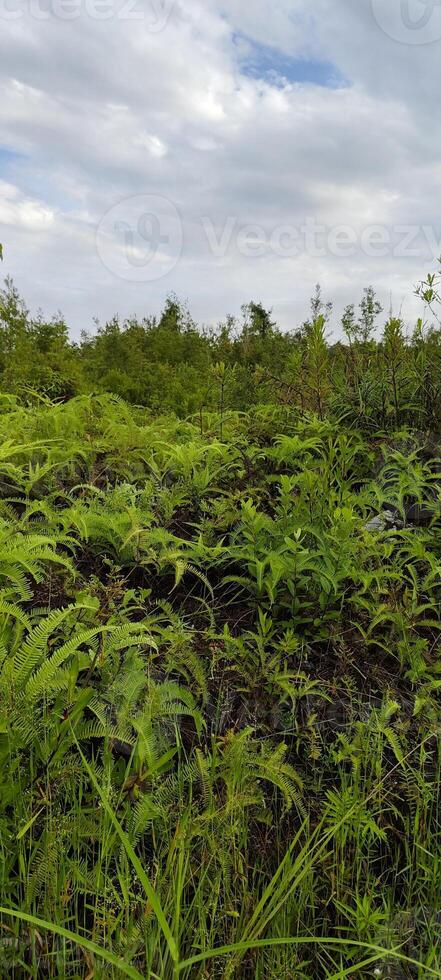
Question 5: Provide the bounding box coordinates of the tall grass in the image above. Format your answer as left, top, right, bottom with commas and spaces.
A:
0, 394, 441, 977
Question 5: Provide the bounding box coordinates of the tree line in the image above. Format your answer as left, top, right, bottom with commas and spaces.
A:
2, 263, 441, 429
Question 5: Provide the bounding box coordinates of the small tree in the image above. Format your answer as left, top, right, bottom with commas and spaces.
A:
359, 286, 383, 345
305, 315, 330, 419
382, 315, 406, 426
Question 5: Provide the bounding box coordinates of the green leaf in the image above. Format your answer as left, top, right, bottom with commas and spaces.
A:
74, 734, 179, 967
0, 907, 144, 979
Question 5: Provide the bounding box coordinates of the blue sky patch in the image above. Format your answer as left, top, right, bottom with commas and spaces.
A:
235, 35, 348, 89
0, 145, 24, 176
0, 147, 76, 213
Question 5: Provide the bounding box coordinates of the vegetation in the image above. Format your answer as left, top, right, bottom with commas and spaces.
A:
2, 260, 441, 975
1, 276, 441, 429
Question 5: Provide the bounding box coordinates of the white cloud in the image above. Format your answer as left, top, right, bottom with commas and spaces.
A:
0, 0, 440, 336
0, 180, 55, 230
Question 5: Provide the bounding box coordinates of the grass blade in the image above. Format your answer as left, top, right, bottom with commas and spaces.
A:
0, 907, 145, 980
74, 735, 179, 967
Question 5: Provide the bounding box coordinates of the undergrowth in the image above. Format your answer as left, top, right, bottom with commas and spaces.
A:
0, 393, 441, 977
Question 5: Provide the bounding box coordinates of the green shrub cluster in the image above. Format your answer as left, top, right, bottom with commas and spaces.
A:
0, 391, 441, 976
2, 265, 441, 431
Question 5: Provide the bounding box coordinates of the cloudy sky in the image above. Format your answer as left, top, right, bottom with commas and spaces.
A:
1, 0, 441, 337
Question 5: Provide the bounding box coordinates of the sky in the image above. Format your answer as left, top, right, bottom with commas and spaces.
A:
1, 0, 441, 337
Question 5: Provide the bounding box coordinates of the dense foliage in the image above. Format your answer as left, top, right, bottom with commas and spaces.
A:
2, 267, 441, 976
2, 266, 441, 430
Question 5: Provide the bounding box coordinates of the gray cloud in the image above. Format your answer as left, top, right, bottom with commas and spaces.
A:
0, 0, 439, 336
